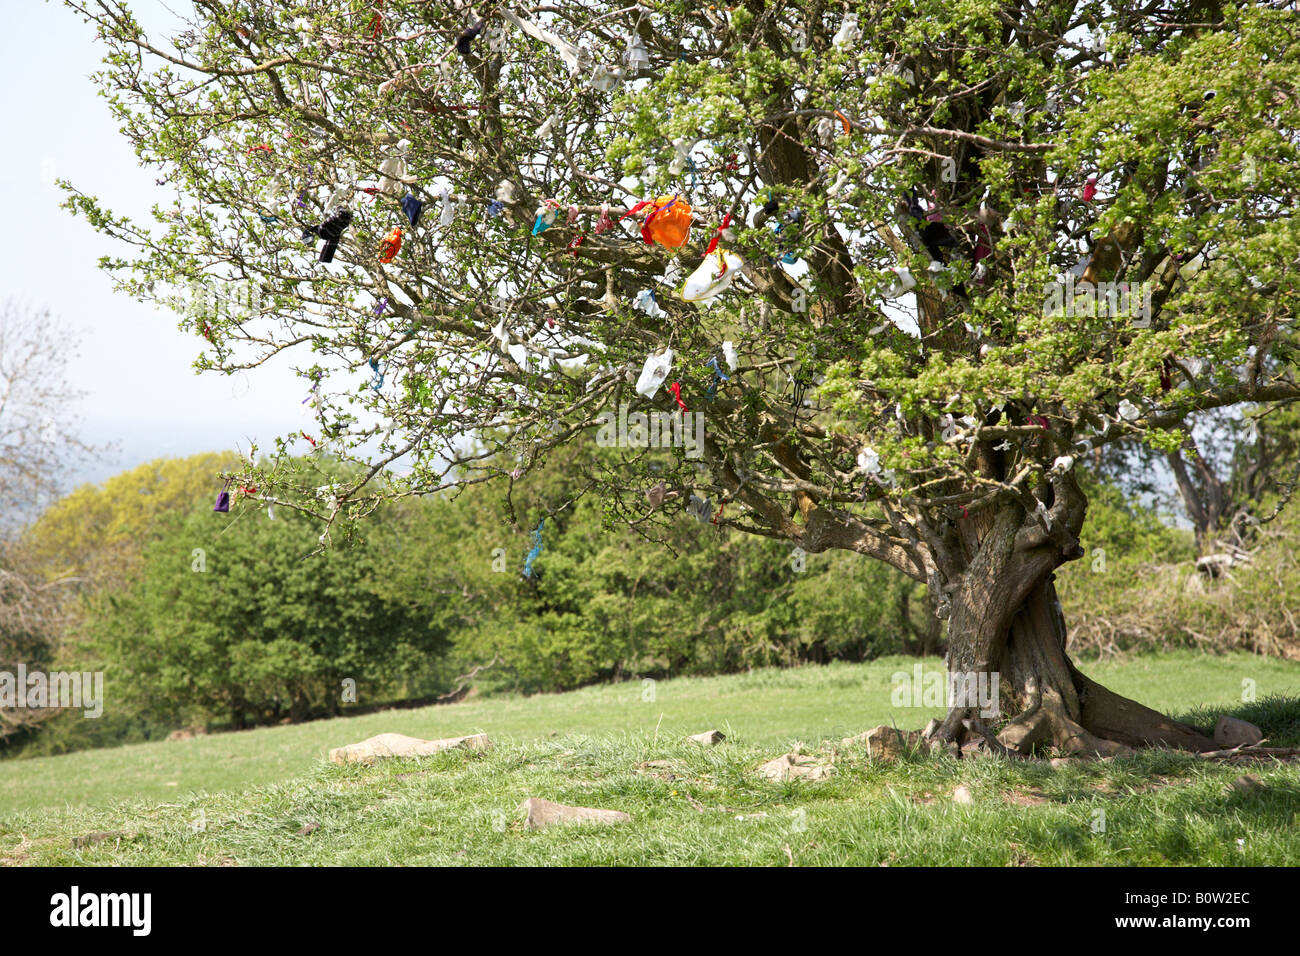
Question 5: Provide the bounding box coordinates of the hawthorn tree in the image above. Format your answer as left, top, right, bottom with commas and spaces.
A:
67, 0, 1299, 754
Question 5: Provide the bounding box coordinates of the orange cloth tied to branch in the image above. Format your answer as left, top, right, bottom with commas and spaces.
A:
623, 194, 693, 248
378, 226, 403, 263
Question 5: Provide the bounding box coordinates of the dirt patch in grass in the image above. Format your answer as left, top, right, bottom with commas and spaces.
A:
1004, 790, 1049, 806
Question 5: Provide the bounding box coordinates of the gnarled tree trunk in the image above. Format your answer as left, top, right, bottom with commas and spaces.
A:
931, 498, 1215, 756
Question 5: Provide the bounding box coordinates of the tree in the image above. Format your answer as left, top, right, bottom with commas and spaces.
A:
66, 1, 1300, 754
23, 451, 241, 594
1100, 403, 1300, 561
90, 488, 447, 729
0, 300, 98, 533
382, 442, 926, 694
0, 299, 101, 742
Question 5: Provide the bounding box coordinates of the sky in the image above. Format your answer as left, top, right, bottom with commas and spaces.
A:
0, 0, 304, 490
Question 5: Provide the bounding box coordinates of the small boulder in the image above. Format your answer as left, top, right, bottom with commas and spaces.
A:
328, 732, 491, 765
1231, 774, 1265, 796
952, 785, 974, 805
843, 725, 914, 761
688, 730, 726, 745
758, 753, 833, 782
71, 831, 135, 849
166, 727, 207, 742
519, 797, 631, 829
1214, 716, 1264, 749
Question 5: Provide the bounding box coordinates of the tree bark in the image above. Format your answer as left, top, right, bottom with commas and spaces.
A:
937, 571, 1216, 754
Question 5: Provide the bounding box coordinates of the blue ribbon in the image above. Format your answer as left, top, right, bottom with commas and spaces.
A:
368, 357, 386, 391
400, 193, 424, 228
704, 355, 728, 403
523, 518, 545, 578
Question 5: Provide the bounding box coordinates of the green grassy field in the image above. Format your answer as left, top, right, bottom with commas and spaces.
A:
1, 651, 1297, 866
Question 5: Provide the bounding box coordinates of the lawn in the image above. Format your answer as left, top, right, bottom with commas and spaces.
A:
0, 651, 1297, 866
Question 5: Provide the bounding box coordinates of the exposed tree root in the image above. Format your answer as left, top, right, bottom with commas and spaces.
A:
935, 576, 1217, 757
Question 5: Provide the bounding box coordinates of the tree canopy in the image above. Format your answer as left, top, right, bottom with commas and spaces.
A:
66, 0, 1300, 754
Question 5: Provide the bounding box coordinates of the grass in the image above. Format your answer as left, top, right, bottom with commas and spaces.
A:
0, 650, 1297, 866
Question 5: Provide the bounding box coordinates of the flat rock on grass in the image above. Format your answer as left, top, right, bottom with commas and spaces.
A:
759, 753, 833, 782
328, 732, 491, 766
688, 730, 726, 745
1215, 716, 1264, 749
519, 797, 631, 830
70, 831, 136, 849
843, 726, 926, 761
1231, 774, 1265, 796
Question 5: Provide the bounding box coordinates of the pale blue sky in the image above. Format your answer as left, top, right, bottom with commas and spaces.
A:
1, 0, 303, 487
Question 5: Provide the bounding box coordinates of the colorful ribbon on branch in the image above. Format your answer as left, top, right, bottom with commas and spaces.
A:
705, 213, 732, 256
213, 478, 232, 513
378, 226, 403, 263
523, 518, 545, 578
669, 381, 688, 414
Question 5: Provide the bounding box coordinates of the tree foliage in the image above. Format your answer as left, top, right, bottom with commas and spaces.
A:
89, 487, 447, 729
65, 0, 1300, 752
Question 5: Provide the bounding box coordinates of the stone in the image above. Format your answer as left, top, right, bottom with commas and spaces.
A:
166, 727, 208, 741
1214, 716, 1264, 749
929, 739, 960, 758
70, 831, 135, 849
688, 730, 726, 745
519, 797, 631, 829
1231, 774, 1265, 796
843, 725, 918, 761
952, 785, 974, 805
758, 753, 834, 782
328, 732, 491, 765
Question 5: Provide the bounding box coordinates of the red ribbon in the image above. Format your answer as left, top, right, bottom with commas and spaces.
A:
704, 212, 732, 256
712, 499, 726, 525
568, 232, 586, 256
620, 196, 680, 245
669, 382, 688, 414
246, 144, 272, 157
301, 432, 317, 448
